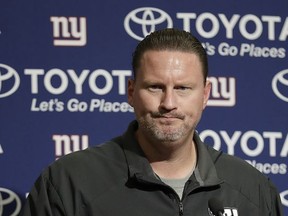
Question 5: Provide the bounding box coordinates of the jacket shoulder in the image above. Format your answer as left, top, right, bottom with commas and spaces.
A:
207, 146, 277, 208
42, 138, 127, 187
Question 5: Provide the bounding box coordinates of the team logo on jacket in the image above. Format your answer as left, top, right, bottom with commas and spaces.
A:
208, 207, 238, 216
223, 208, 238, 216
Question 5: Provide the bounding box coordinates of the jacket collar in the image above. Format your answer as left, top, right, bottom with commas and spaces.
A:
192, 133, 223, 186
122, 121, 157, 181
122, 120, 222, 187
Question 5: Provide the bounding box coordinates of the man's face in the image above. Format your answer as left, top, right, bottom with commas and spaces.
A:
128, 50, 211, 144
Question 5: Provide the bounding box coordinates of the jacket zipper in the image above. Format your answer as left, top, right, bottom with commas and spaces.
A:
179, 201, 184, 216
135, 176, 186, 215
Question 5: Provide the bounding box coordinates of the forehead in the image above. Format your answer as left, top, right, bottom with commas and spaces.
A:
137, 50, 204, 82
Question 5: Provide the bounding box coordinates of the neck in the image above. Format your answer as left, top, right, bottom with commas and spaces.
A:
137, 131, 197, 179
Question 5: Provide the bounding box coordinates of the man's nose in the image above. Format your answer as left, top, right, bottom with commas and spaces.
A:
160, 89, 177, 111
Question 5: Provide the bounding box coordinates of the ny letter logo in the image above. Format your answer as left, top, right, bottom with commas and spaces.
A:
207, 77, 236, 107
53, 135, 89, 160
50, 16, 87, 46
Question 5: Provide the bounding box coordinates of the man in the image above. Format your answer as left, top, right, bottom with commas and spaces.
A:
21, 28, 283, 215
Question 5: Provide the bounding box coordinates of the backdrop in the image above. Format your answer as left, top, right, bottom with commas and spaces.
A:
0, 0, 287, 215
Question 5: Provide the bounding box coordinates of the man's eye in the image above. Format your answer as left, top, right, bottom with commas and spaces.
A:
148, 85, 162, 92
175, 86, 191, 91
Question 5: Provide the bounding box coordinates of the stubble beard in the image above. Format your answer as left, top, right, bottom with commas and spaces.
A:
137, 113, 196, 144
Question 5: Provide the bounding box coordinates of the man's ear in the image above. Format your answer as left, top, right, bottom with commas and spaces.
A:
127, 79, 135, 107
203, 79, 211, 109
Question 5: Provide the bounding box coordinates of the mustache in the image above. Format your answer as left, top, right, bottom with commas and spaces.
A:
151, 112, 185, 120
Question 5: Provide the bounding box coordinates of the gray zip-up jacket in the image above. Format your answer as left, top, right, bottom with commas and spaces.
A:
21, 121, 283, 216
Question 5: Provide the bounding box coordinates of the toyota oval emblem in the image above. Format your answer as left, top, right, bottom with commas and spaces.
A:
0, 187, 21, 216
272, 69, 288, 102
0, 64, 20, 98
124, 7, 173, 41
280, 189, 288, 207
